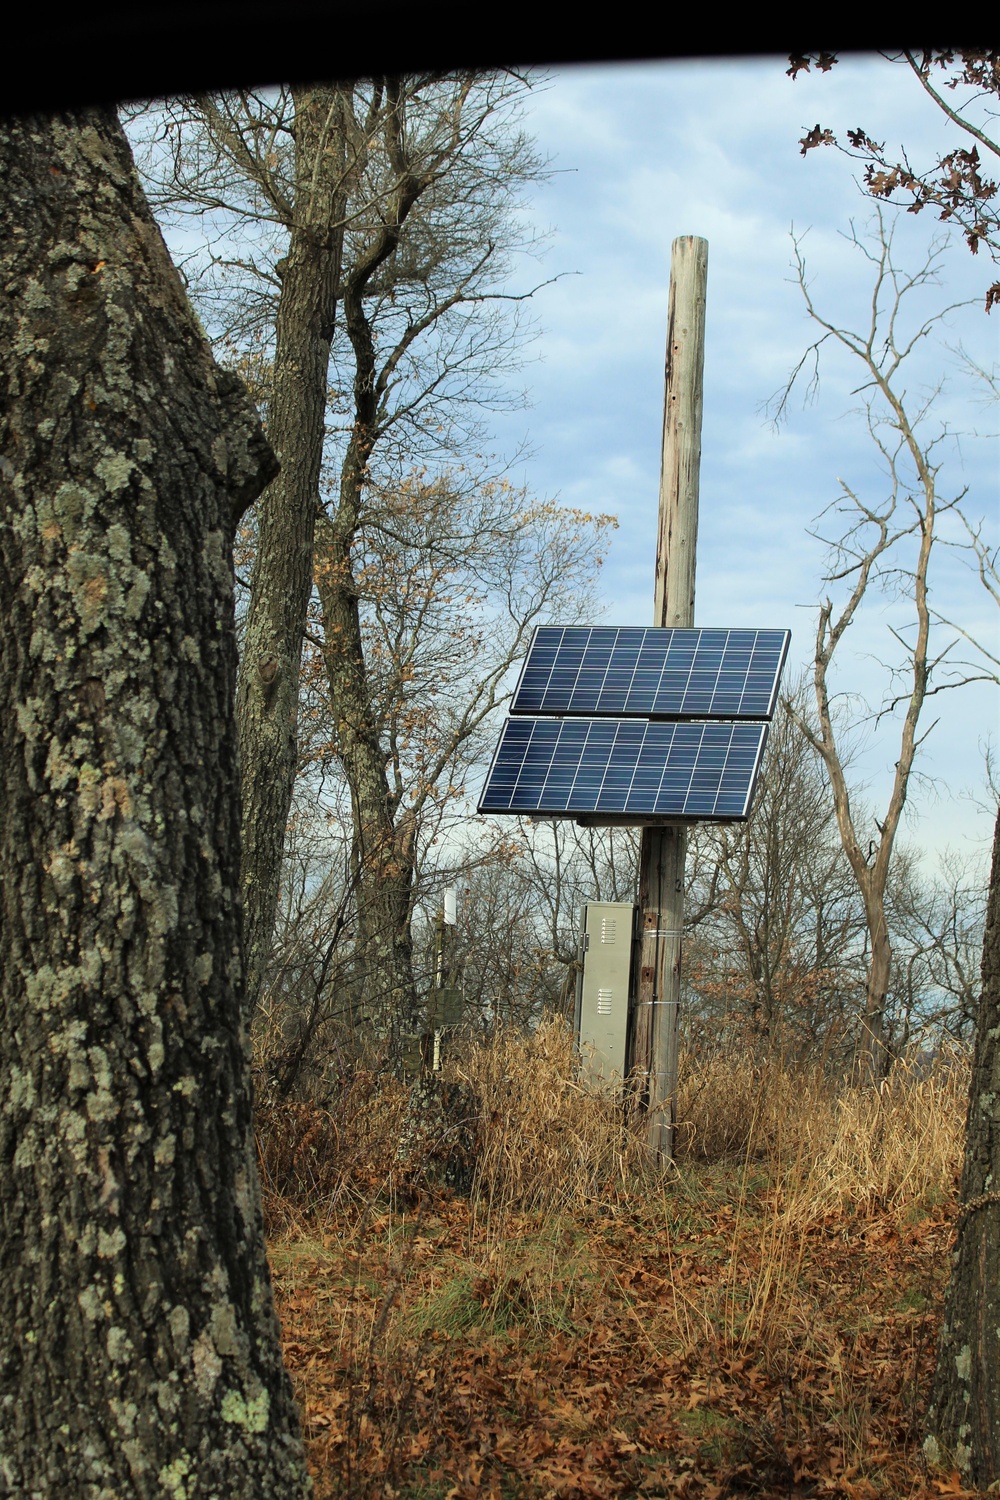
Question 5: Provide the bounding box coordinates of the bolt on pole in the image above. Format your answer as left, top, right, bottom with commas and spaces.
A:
632, 235, 708, 1164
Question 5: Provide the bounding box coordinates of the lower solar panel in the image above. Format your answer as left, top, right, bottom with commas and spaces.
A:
478, 717, 769, 822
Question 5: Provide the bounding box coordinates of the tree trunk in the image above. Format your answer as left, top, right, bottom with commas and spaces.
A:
236, 85, 346, 1015
310, 176, 434, 1065
0, 110, 309, 1495
925, 807, 1000, 1486
314, 502, 421, 1061
861, 887, 890, 1079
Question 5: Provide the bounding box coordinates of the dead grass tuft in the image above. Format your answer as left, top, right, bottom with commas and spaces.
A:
787, 1049, 967, 1221
674, 1041, 965, 1221
255, 1068, 411, 1234
674, 1045, 829, 1162
445, 1016, 653, 1219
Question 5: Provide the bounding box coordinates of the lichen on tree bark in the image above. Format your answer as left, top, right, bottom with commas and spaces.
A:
0, 109, 309, 1496
925, 808, 1000, 1486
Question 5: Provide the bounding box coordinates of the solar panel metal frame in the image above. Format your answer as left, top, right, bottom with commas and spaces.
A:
477, 716, 769, 824
510, 626, 790, 722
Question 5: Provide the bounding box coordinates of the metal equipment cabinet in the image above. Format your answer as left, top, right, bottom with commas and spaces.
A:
574, 901, 636, 1087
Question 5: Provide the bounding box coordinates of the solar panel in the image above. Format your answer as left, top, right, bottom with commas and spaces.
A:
477, 717, 769, 822
511, 626, 790, 721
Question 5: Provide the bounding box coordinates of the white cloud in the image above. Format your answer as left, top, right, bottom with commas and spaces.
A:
489, 56, 998, 862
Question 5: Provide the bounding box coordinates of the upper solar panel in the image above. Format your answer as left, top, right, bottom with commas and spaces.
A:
477, 717, 769, 823
511, 627, 790, 722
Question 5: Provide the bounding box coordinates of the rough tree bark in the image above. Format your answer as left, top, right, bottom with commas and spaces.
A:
924, 806, 1000, 1485
235, 84, 347, 1015
0, 110, 309, 1495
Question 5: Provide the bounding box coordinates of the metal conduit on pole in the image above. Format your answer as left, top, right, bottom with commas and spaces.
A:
632, 235, 708, 1163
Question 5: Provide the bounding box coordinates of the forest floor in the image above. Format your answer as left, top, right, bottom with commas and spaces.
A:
270, 1168, 969, 1498
260, 1028, 978, 1497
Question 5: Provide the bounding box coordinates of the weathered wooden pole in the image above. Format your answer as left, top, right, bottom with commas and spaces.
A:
633, 235, 708, 1162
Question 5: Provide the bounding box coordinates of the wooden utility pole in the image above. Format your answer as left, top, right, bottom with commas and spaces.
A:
631, 236, 708, 1162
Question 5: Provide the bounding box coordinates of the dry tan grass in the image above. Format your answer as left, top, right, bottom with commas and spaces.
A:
256, 1019, 966, 1241
674, 1045, 830, 1163
666, 1041, 967, 1363
445, 1016, 653, 1217
674, 1040, 965, 1221
785, 1051, 967, 1222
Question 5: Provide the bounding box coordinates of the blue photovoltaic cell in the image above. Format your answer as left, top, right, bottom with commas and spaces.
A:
477, 718, 769, 822
511, 626, 790, 721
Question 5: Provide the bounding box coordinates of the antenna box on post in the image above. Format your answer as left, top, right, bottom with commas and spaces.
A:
575, 901, 637, 1088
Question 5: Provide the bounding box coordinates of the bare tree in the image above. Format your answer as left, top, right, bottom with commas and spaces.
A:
887, 847, 986, 1044
130, 84, 358, 1011
129, 73, 548, 1014
435, 820, 642, 1032
316, 472, 613, 1055
686, 684, 867, 1060
774, 215, 987, 1075
922, 390, 1000, 1481
262, 472, 613, 1066
251, 786, 359, 1102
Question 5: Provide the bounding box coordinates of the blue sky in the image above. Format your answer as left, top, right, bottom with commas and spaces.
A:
484, 55, 999, 870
